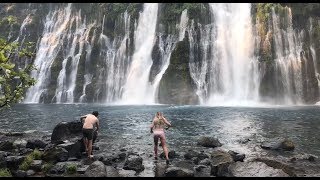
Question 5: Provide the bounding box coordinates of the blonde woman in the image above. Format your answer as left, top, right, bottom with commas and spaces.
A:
150, 112, 171, 164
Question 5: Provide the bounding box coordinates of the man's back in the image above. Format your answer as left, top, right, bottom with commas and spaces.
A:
83, 114, 98, 129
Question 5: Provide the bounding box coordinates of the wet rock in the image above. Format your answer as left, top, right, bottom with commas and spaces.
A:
164, 166, 194, 177
118, 169, 136, 177
50, 161, 80, 175
42, 146, 69, 163
51, 121, 82, 143
228, 150, 245, 162
197, 136, 222, 148
0, 151, 7, 168
255, 157, 301, 177
199, 158, 211, 166
84, 161, 107, 177
123, 154, 144, 172
261, 139, 295, 151
30, 160, 43, 172
184, 149, 200, 160
77, 165, 89, 174
198, 152, 210, 161
5, 132, 24, 137
0, 141, 14, 151
160, 150, 177, 159
173, 160, 194, 171
57, 140, 82, 159
13, 139, 28, 149
192, 157, 199, 164
154, 161, 167, 177
15, 170, 27, 177
228, 161, 289, 177
194, 165, 211, 177
290, 153, 318, 162
26, 139, 47, 149
106, 166, 120, 177
210, 150, 234, 176
26, 169, 35, 176
5, 156, 25, 170
19, 148, 33, 156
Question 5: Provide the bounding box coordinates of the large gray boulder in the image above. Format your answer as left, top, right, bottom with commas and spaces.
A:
123, 154, 144, 172
261, 138, 295, 151
84, 161, 107, 177
210, 150, 234, 176
197, 136, 222, 148
164, 166, 194, 177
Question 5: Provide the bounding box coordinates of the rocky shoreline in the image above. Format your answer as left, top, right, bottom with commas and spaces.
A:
0, 120, 319, 177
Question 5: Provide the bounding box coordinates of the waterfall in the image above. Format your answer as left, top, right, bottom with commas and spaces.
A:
24, 4, 73, 103
188, 3, 260, 106
271, 7, 303, 104
309, 18, 320, 100
79, 25, 96, 103
120, 3, 158, 104
55, 13, 94, 103
178, 9, 188, 41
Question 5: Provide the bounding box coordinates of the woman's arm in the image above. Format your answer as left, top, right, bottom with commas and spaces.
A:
163, 117, 171, 127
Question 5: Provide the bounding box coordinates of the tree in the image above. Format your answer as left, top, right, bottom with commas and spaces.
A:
0, 18, 36, 108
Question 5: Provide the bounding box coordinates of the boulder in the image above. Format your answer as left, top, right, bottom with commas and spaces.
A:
13, 139, 28, 149
5, 156, 25, 170
26, 139, 47, 149
0, 151, 7, 168
51, 121, 83, 143
0, 141, 14, 151
194, 165, 211, 177
261, 139, 295, 151
118, 169, 136, 177
199, 158, 211, 166
50, 161, 80, 174
154, 161, 167, 177
210, 150, 234, 176
26, 169, 35, 176
14, 170, 27, 177
184, 149, 200, 160
197, 136, 222, 148
84, 161, 107, 177
57, 140, 82, 159
42, 146, 69, 163
123, 154, 144, 172
30, 160, 43, 172
228, 161, 289, 177
164, 166, 194, 177
106, 166, 120, 177
228, 150, 245, 162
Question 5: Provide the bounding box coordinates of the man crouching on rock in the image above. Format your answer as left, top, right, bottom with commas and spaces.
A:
80, 111, 99, 160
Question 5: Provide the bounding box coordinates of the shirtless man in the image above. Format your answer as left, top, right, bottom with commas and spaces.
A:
81, 111, 99, 159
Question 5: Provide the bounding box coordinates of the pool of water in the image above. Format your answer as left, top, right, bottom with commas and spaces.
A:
1, 104, 320, 158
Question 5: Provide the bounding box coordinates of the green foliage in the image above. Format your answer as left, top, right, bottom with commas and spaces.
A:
19, 154, 33, 171
0, 168, 12, 177
19, 149, 43, 171
41, 162, 54, 174
0, 37, 36, 108
66, 164, 77, 174
31, 148, 42, 160
0, 16, 18, 26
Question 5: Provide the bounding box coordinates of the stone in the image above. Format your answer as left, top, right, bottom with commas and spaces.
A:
228, 161, 289, 177
5, 156, 25, 170
261, 139, 295, 151
197, 136, 222, 148
30, 160, 43, 172
77, 166, 89, 174
26, 169, 35, 176
42, 147, 69, 163
184, 149, 200, 160
106, 166, 120, 177
164, 166, 194, 177
13, 139, 28, 149
210, 150, 234, 176
26, 139, 47, 149
199, 158, 211, 166
84, 161, 107, 177
15, 170, 27, 177
0, 141, 14, 151
123, 154, 144, 172
118, 169, 136, 177
228, 150, 245, 162
194, 165, 211, 177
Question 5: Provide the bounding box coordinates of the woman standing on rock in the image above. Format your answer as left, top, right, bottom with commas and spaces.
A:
150, 112, 171, 164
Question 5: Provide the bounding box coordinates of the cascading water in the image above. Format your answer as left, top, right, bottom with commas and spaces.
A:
24, 4, 73, 103
188, 3, 260, 106
120, 3, 158, 104
79, 26, 96, 103
55, 14, 94, 103
270, 7, 304, 104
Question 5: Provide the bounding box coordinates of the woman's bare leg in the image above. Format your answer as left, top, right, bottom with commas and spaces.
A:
154, 136, 159, 159
160, 137, 169, 161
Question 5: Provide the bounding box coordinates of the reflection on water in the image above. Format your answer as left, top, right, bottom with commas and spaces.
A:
1, 104, 320, 158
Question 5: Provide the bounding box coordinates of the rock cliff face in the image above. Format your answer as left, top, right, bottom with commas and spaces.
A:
0, 3, 319, 105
